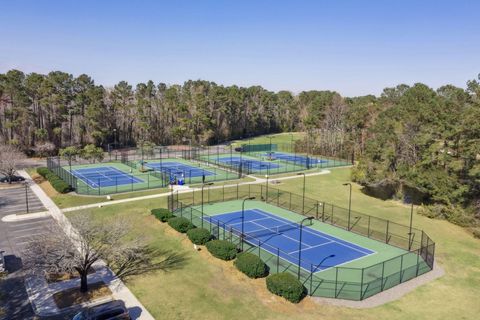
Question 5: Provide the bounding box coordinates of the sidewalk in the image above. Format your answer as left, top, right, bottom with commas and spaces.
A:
17, 170, 155, 320
63, 169, 331, 213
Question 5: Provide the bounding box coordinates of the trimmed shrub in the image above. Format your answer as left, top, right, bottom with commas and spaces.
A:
186, 228, 212, 245
151, 208, 174, 222
36, 167, 71, 193
266, 273, 306, 303
205, 240, 237, 261
37, 167, 50, 178
234, 252, 268, 278
167, 217, 195, 233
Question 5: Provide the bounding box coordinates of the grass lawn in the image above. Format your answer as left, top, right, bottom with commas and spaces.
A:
65, 167, 480, 320
231, 132, 306, 147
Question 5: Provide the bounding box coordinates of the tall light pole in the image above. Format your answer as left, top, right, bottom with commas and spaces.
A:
241, 197, 256, 251
201, 182, 214, 227
269, 136, 274, 152
408, 196, 414, 250
298, 216, 314, 279
265, 175, 269, 202
343, 183, 352, 231
297, 172, 306, 214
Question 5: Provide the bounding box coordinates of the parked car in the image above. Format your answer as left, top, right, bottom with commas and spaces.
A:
72, 300, 130, 320
0, 175, 25, 183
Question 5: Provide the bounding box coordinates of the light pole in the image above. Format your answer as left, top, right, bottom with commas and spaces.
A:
265, 175, 269, 202
24, 181, 29, 213
113, 128, 117, 160
269, 136, 274, 152
297, 172, 306, 214
241, 197, 256, 251
201, 182, 214, 227
408, 196, 414, 250
343, 183, 352, 231
298, 216, 314, 279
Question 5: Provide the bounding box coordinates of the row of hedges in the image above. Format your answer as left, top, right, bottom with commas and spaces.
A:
151, 208, 306, 303
36, 167, 71, 193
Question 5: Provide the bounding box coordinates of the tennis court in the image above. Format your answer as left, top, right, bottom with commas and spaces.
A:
264, 152, 327, 166
215, 156, 280, 170
205, 208, 374, 272
145, 161, 215, 179
71, 166, 143, 188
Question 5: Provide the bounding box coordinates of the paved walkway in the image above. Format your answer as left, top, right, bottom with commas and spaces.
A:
17, 170, 155, 320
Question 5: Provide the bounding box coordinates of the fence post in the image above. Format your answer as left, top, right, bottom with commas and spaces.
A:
276, 248, 280, 273
334, 268, 339, 298
236, 184, 239, 199
415, 249, 421, 276
381, 261, 386, 290
360, 268, 365, 300
367, 216, 371, 238
277, 189, 280, 206
316, 201, 319, 220
385, 221, 390, 244
289, 192, 292, 210
310, 264, 313, 295
399, 254, 404, 283
322, 202, 325, 222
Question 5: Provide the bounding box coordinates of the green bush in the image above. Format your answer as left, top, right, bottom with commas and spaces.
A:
36, 167, 71, 193
205, 240, 237, 260
266, 273, 306, 303
234, 252, 268, 278
473, 229, 480, 239
186, 228, 212, 245
167, 217, 195, 233
37, 167, 50, 178
151, 208, 174, 222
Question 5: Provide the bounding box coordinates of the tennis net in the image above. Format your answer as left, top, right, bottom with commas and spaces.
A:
237, 219, 313, 239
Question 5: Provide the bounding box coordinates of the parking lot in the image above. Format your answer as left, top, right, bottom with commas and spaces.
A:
0, 185, 46, 216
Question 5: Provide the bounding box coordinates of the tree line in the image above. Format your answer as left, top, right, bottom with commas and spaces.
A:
0, 69, 479, 229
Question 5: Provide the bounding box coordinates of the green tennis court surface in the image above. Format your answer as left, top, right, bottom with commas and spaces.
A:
178, 199, 431, 300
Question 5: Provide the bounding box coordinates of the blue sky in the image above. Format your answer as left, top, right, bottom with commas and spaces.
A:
1, 0, 478, 96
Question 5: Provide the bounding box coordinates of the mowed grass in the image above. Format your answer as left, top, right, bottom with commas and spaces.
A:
67, 167, 480, 320
231, 132, 306, 147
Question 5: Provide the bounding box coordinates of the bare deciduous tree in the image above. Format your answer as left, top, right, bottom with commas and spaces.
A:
23, 212, 186, 292
0, 144, 25, 183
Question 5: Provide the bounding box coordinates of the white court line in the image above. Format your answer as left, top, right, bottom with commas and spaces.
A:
251, 208, 374, 256
249, 219, 313, 249
228, 216, 272, 226
287, 241, 335, 255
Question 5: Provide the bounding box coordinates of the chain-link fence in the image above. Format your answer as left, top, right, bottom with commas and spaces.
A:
168, 184, 435, 301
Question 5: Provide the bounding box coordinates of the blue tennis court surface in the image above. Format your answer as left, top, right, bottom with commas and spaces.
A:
205, 209, 374, 272
264, 152, 327, 166
71, 166, 143, 188
215, 157, 280, 170
145, 161, 214, 178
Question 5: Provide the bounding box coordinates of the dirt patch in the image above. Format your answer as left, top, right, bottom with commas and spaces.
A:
46, 268, 96, 283
162, 222, 320, 315
30, 171, 59, 198
52, 281, 112, 309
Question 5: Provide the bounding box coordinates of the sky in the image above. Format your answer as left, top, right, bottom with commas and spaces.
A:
0, 0, 479, 96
